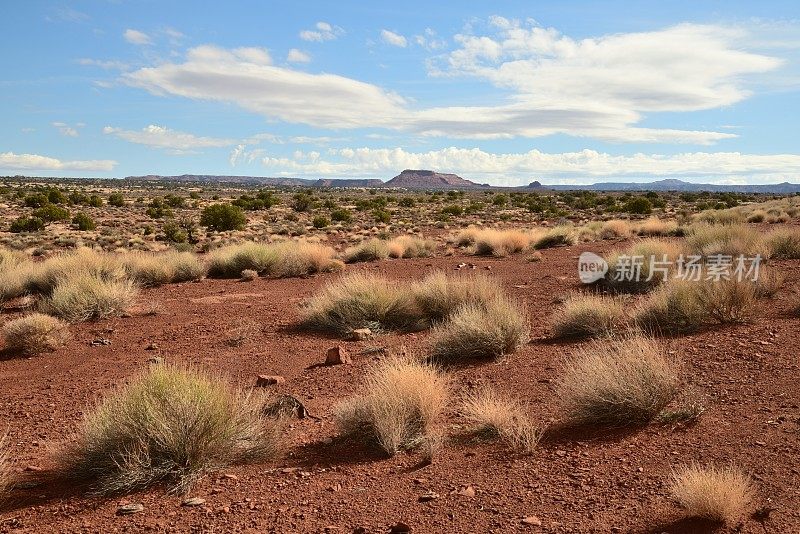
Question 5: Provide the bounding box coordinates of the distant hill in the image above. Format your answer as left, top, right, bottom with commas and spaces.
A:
312, 178, 384, 188
547, 178, 800, 193
385, 169, 482, 189
126, 174, 315, 186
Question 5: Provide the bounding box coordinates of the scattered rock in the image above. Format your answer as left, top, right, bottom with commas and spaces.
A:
418, 492, 439, 502
221, 473, 239, 481
182, 497, 206, 507
521, 516, 542, 527
263, 394, 315, 419
116, 503, 145, 515
456, 485, 476, 497
256, 375, 285, 387
347, 328, 372, 341
325, 346, 352, 365
90, 338, 111, 346
24, 465, 43, 472
145, 342, 159, 351
389, 522, 411, 533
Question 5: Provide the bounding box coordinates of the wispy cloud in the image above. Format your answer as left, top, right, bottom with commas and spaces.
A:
287, 48, 311, 63
52, 121, 80, 137
124, 29, 152, 45
299, 21, 344, 42
381, 29, 407, 47
103, 124, 236, 153
0, 151, 116, 171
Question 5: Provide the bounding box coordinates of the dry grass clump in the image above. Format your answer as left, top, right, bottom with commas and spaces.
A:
343, 238, 390, 263
598, 220, 632, 240
0, 433, 13, 503
635, 217, 679, 237
40, 273, 138, 322
634, 280, 706, 334
533, 226, 576, 250
684, 224, 768, 258
121, 251, 205, 287
746, 210, 766, 223
694, 278, 758, 324
411, 272, 501, 325
0, 249, 26, 273
453, 226, 482, 247
59, 365, 283, 495
3, 313, 70, 355
429, 296, 529, 362
335, 358, 448, 456
765, 228, 800, 259
299, 273, 421, 334
670, 464, 753, 524
557, 335, 679, 426
695, 209, 745, 226
461, 388, 540, 452
473, 229, 533, 256
207, 241, 340, 278
550, 294, 625, 339
25, 248, 125, 295
604, 239, 683, 293
387, 235, 436, 259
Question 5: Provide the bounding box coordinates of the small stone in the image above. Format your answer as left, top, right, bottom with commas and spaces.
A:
221, 473, 239, 481
116, 503, 145, 515
24, 465, 43, 472
90, 338, 111, 346
256, 375, 285, 387
456, 485, 475, 497
418, 492, 439, 502
325, 346, 352, 365
145, 342, 159, 350
389, 522, 411, 533
182, 497, 205, 507
347, 328, 373, 341
521, 516, 542, 526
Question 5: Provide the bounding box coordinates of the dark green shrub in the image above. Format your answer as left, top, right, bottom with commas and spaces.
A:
373, 209, 391, 224
624, 197, 653, 215
200, 204, 247, 232
108, 193, 125, 207
331, 208, 352, 223
312, 216, 330, 229
32, 204, 70, 223
442, 205, 463, 216
24, 193, 49, 208
72, 212, 96, 231
10, 216, 45, 233
87, 195, 103, 208
162, 220, 188, 243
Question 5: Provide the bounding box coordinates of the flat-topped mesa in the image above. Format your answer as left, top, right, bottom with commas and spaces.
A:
385, 169, 480, 189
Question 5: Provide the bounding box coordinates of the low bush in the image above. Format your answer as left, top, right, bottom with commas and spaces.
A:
72, 212, 96, 231
335, 358, 448, 456
41, 273, 138, 322
533, 226, 577, 250
670, 464, 753, 524
557, 335, 678, 426
9, 216, 45, 233
207, 241, 340, 278
461, 388, 540, 452
32, 204, 70, 223
2, 313, 70, 355
200, 203, 247, 232
429, 296, 529, 361
766, 228, 800, 259
550, 294, 624, 339
343, 239, 390, 263
603, 239, 683, 293
59, 366, 283, 495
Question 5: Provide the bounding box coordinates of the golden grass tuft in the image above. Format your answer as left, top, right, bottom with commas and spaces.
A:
429, 296, 530, 362
3, 313, 70, 355
121, 251, 206, 287
684, 223, 768, 258
635, 217, 679, 237
411, 272, 502, 325
557, 335, 678, 427
386, 235, 436, 259
59, 365, 283, 495
461, 388, 540, 452
634, 280, 706, 334
473, 229, 533, 256
670, 464, 754, 524
765, 228, 800, 259
694, 278, 758, 324
40, 273, 138, 322
533, 226, 576, 250
343, 238, 390, 263
598, 220, 632, 240
0, 249, 26, 273
604, 239, 683, 293
207, 241, 340, 278
550, 294, 624, 339
335, 358, 448, 456
695, 209, 746, 226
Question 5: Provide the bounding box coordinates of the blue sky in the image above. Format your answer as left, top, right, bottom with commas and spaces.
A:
2, 0, 800, 185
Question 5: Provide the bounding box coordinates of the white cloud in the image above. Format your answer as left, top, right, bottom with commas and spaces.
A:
258, 146, 800, 185
103, 124, 236, 152
52, 122, 80, 137
124, 29, 152, 45
287, 48, 311, 63
414, 28, 446, 50
299, 21, 344, 42
123, 22, 785, 144
0, 152, 116, 172
77, 58, 128, 70
381, 29, 407, 48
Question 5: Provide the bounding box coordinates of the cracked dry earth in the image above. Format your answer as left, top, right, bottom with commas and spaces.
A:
0, 240, 799, 533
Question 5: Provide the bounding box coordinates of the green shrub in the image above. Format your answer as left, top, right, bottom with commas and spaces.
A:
10, 216, 45, 233
200, 204, 247, 232
108, 193, 125, 207
330, 208, 352, 222
312, 216, 330, 229
32, 204, 70, 223
72, 212, 96, 231
87, 195, 103, 208
373, 209, 391, 224
624, 197, 653, 215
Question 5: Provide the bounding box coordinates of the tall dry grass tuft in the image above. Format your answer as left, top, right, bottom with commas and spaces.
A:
533, 226, 576, 250
25, 248, 125, 295
411, 272, 501, 325
429, 296, 530, 362
557, 335, 679, 427
634, 280, 706, 334
695, 209, 745, 226
766, 228, 800, 259
40, 273, 138, 322
635, 217, 679, 237
550, 294, 624, 339
694, 278, 758, 324
3, 313, 70, 355
343, 238, 390, 263
59, 366, 283, 495
208, 241, 340, 278
386, 235, 436, 259
462, 388, 540, 452
473, 229, 533, 256
598, 220, 632, 240
335, 358, 448, 456
604, 239, 683, 293
299, 273, 421, 334
670, 464, 754, 524
121, 251, 206, 287
685, 224, 768, 258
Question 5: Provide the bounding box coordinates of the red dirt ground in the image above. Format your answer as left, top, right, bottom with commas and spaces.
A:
1, 241, 799, 533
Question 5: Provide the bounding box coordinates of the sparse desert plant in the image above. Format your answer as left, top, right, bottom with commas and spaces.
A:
268, 241, 342, 277
634, 280, 706, 334
343, 238, 390, 263
533, 226, 576, 250
0, 249, 26, 273
41, 273, 138, 322
636, 217, 678, 237
603, 239, 683, 293
200, 203, 247, 232
557, 335, 679, 427
670, 464, 753, 524
746, 210, 766, 223
685, 223, 768, 258
3, 313, 70, 355
429, 296, 529, 362
59, 366, 283, 495
207, 241, 340, 278
765, 228, 800, 259
240, 269, 258, 281
411, 272, 502, 325
335, 358, 448, 456
386, 235, 436, 258
550, 293, 625, 339
24, 248, 125, 295
598, 220, 632, 240
461, 388, 540, 452
753, 267, 783, 298
473, 229, 533, 256
299, 273, 421, 334
454, 226, 482, 247
695, 209, 745, 226
694, 278, 758, 324
120, 251, 205, 287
